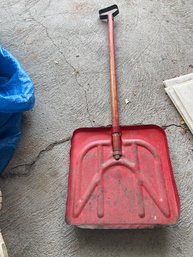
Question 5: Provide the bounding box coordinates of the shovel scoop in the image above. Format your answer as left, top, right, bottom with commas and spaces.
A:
65, 5, 180, 229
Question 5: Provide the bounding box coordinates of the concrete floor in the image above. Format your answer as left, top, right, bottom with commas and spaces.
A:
0, 0, 193, 256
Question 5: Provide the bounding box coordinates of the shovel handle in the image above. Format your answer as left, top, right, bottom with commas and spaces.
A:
99, 4, 119, 20
108, 13, 119, 132
99, 5, 122, 160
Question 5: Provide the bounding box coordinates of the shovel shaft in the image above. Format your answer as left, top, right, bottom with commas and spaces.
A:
108, 14, 122, 159
108, 14, 119, 131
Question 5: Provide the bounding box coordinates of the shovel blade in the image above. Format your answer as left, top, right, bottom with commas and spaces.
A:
65, 125, 180, 229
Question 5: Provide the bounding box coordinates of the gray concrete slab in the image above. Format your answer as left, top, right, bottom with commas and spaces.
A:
0, 0, 193, 256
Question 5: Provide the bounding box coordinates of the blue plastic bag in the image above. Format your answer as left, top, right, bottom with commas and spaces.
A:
0, 47, 35, 173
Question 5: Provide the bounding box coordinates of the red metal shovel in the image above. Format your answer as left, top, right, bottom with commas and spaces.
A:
65, 4, 180, 228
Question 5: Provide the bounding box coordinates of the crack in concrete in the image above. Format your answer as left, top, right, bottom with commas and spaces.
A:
45, 0, 52, 11
162, 124, 181, 130
7, 137, 71, 178
74, 73, 93, 126
24, 0, 41, 12
29, 13, 93, 126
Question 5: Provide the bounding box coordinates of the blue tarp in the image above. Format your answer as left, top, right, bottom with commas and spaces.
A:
0, 47, 35, 173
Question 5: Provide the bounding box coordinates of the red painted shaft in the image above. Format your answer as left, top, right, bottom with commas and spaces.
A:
108, 14, 122, 159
